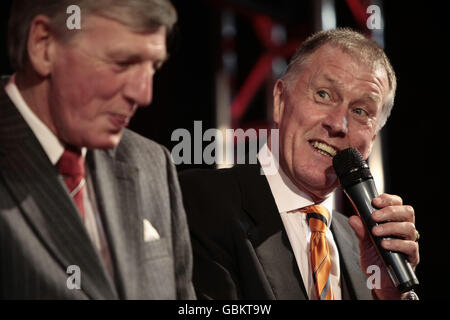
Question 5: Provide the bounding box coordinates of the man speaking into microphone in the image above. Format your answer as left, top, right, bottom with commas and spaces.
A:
179, 28, 420, 300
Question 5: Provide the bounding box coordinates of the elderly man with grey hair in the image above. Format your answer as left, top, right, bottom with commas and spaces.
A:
180, 28, 420, 300
0, 0, 195, 299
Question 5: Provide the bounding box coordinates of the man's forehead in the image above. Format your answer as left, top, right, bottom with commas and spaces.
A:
307, 46, 389, 90
78, 14, 167, 58
309, 46, 367, 73
80, 14, 166, 41
106, 34, 168, 58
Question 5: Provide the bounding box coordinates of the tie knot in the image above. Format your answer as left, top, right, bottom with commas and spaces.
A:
300, 205, 330, 233
57, 148, 85, 178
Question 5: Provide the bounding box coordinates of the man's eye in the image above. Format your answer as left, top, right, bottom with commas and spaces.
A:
353, 107, 369, 117
116, 61, 131, 68
316, 90, 331, 100
114, 59, 138, 71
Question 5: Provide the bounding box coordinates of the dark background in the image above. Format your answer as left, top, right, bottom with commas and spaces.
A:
0, 0, 448, 300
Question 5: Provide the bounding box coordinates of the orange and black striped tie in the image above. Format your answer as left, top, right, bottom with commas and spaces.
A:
300, 205, 334, 300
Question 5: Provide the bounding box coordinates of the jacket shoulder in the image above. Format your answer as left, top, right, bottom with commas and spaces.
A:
179, 167, 241, 208
114, 129, 170, 167
179, 167, 237, 188
179, 167, 244, 237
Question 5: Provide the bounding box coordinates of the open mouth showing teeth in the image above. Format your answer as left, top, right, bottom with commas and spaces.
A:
309, 140, 338, 157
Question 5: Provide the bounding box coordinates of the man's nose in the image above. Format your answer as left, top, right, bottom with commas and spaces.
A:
123, 63, 154, 107
322, 105, 348, 137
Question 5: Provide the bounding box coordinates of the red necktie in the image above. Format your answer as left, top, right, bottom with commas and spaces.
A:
300, 205, 334, 300
57, 148, 85, 220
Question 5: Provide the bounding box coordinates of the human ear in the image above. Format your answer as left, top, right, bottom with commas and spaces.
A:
27, 15, 54, 77
273, 79, 286, 128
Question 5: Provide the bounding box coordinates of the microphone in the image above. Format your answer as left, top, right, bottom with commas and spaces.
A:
333, 147, 419, 293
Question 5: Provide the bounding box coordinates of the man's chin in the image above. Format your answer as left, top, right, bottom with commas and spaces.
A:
84, 133, 123, 150
293, 170, 337, 200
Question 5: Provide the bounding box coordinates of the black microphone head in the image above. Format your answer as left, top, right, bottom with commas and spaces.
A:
333, 148, 372, 188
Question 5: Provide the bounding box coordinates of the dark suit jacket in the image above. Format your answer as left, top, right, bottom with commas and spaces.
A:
179, 164, 372, 300
0, 84, 195, 299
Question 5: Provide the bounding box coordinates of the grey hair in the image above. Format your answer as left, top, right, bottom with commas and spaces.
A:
8, 0, 177, 72
282, 28, 396, 131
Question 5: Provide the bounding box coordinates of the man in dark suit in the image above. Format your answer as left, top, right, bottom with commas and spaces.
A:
180, 29, 420, 300
0, 0, 195, 299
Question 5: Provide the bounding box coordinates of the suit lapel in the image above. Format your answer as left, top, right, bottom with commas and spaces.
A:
0, 90, 117, 299
87, 149, 142, 299
331, 212, 373, 300
233, 164, 308, 300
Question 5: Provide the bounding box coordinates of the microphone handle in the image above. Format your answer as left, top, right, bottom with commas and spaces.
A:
344, 178, 419, 293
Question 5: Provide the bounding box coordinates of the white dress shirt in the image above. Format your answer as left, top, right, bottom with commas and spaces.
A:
258, 143, 342, 300
4, 75, 114, 278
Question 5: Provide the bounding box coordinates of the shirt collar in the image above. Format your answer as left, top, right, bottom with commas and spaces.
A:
257, 143, 334, 221
4, 74, 86, 165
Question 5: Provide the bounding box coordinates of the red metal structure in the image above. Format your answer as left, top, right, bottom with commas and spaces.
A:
207, 0, 378, 133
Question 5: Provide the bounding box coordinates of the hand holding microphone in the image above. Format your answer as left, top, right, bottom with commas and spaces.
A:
333, 148, 419, 299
